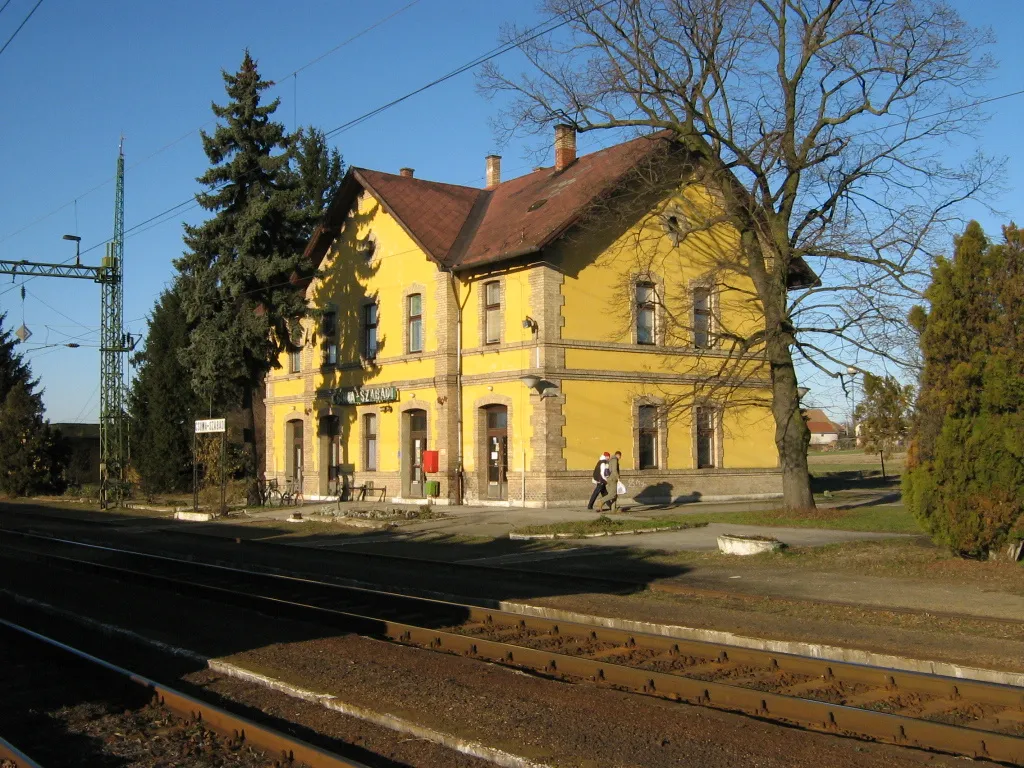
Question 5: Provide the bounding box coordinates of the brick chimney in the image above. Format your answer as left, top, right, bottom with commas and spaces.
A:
485, 155, 501, 189
554, 124, 576, 171
399, 167, 415, 178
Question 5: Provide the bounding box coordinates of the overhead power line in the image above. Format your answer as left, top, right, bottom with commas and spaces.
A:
0, 0, 422, 246
0, 0, 42, 58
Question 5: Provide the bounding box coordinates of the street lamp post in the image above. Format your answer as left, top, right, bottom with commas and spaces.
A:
847, 366, 859, 446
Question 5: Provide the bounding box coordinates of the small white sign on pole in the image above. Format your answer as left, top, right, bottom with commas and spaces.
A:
195, 418, 226, 434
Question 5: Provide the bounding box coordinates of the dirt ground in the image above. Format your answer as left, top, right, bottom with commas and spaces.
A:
0, 555, 977, 768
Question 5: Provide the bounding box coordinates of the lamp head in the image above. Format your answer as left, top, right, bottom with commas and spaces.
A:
62, 234, 81, 242
519, 374, 541, 391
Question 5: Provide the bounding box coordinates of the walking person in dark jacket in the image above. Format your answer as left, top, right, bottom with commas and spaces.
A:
601, 450, 622, 512
587, 452, 610, 510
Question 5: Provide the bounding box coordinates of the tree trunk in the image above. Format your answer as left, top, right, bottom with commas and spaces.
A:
241, 385, 260, 505
766, 327, 816, 510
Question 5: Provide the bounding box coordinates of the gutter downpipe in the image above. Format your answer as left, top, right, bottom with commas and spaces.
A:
448, 269, 465, 505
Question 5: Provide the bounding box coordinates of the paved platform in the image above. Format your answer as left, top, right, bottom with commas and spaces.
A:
229, 498, 1024, 625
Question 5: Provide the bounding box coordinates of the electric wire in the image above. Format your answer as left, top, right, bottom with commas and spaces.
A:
0, 0, 423, 246
0, 1, 592, 294
0, 0, 42, 58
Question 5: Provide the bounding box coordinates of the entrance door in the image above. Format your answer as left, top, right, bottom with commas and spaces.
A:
484, 405, 508, 500
289, 420, 304, 490
319, 416, 340, 496
406, 409, 427, 498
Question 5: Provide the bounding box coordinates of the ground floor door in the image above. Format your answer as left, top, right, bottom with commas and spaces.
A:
405, 409, 427, 498
319, 415, 340, 496
484, 405, 508, 500
288, 419, 304, 489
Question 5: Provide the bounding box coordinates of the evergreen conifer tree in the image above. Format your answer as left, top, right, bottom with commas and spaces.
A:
295, 126, 344, 240
904, 222, 1024, 558
175, 52, 330, 499
129, 285, 201, 494
0, 313, 67, 496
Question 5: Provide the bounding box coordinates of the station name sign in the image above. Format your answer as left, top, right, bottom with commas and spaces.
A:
319, 386, 399, 406
195, 418, 226, 433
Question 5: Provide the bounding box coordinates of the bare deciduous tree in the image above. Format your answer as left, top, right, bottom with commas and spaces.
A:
481, 0, 1000, 508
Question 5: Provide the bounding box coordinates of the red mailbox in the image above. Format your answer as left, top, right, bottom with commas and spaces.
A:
421, 450, 439, 474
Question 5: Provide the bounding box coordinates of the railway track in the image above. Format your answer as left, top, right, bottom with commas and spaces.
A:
0, 509, 642, 598
2, 531, 1023, 764
0, 618, 369, 768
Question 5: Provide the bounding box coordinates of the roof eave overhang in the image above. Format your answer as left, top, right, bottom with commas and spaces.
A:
301, 168, 450, 279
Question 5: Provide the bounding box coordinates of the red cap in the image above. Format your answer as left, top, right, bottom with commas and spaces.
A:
602, 452, 610, 457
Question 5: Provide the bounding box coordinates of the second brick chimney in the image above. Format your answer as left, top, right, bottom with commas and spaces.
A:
554, 124, 576, 171
485, 155, 502, 189
399, 167, 415, 178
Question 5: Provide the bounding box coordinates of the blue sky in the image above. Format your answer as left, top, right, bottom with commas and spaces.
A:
0, 0, 1020, 424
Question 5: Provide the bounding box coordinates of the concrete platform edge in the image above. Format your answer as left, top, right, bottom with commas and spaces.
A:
494, 600, 1024, 688
1, 590, 554, 768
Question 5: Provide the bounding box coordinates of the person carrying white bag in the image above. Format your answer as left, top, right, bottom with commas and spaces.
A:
601, 450, 625, 512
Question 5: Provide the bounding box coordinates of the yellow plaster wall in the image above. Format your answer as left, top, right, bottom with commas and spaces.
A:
558, 187, 763, 357
560, 380, 637, 470
560, 379, 776, 471
269, 376, 305, 399
721, 398, 778, 469
460, 381, 532, 473
459, 269, 534, 351
308, 191, 442, 370
461, 348, 532, 378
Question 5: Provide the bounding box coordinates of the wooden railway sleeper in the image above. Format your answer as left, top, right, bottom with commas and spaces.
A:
13, 535, 1024, 761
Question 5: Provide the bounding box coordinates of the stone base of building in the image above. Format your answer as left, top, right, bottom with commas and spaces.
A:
272, 468, 782, 509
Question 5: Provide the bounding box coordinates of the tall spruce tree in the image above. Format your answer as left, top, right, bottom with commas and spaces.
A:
295, 126, 344, 240
176, 52, 321, 499
904, 222, 1024, 559
0, 313, 68, 496
129, 285, 201, 494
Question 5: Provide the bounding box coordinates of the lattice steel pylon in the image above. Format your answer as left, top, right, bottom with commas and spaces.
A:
0, 142, 131, 506
99, 139, 128, 505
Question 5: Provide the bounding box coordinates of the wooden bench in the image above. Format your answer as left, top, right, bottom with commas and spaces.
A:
338, 481, 387, 505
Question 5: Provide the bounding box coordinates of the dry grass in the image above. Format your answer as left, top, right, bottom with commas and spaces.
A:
655, 537, 1024, 595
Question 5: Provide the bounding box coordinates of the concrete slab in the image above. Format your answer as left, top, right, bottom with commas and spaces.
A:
568, 523, 908, 552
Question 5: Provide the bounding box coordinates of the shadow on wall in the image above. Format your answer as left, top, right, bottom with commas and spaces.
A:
304, 203, 385, 497
632, 482, 703, 507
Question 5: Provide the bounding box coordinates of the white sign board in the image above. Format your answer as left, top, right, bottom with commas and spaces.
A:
195, 418, 226, 434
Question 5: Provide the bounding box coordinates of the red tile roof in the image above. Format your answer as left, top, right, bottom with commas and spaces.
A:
805, 408, 844, 435
355, 170, 482, 263
450, 133, 674, 270
303, 132, 677, 272
304, 131, 817, 288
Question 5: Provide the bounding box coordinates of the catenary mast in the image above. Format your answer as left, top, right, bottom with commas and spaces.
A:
0, 141, 132, 506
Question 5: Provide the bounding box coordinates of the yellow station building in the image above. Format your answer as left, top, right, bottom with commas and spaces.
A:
265, 127, 788, 506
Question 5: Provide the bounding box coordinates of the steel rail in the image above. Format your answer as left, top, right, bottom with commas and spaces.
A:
3, 530, 1022, 711
5, 509, 1022, 631
0, 734, 43, 768
0, 516, 639, 594
4, 538, 1023, 763
0, 618, 369, 768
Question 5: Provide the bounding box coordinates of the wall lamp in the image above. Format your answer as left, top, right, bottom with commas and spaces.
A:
519, 374, 559, 398
379, 405, 393, 413
522, 316, 538, 333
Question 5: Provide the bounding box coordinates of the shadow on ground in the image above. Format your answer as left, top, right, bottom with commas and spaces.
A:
0, 499, 688, 601
810, 470, 902, 494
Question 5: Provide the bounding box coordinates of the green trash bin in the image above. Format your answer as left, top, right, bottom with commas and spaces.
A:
425, 480, 440, 498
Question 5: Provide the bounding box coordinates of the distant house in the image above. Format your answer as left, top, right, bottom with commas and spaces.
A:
52, 423, 100, 485
804, 409, 845, 446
